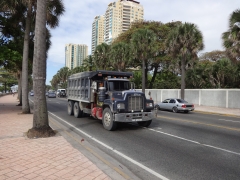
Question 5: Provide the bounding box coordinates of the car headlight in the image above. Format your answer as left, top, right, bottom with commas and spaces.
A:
146, 103, 153, 107
117, 103, 125, 109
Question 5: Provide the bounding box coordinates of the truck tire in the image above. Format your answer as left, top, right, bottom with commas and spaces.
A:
102, 108, 117, 131
68, 101, 74, 115
74, 102, 83, 118
137, 120, 152, 127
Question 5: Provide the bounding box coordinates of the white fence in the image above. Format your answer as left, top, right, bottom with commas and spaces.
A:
139, 89, 240, 109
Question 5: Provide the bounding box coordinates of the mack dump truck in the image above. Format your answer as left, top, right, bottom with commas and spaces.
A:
67, 70, 154, 131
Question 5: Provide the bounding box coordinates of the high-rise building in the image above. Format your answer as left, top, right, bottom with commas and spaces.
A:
91, 16, 104, 55
91, 0, 144, 54
104, 0, 144, 44
65, 44, 88, 70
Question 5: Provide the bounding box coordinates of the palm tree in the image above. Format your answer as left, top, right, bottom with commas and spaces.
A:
110, 42, 130, 71
94, 43, 110, 70
166, 22, 204, 99
82, 55, 94, 71
1, 0, 64, 114
222, 9, 240, 62
131, 28, 157, 94
27, 0, 64, 138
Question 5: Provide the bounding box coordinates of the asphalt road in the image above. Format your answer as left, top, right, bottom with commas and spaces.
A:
38, 96, 240, 180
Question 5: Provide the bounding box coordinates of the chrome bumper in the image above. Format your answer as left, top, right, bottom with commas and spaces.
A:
114, 112, 153, 122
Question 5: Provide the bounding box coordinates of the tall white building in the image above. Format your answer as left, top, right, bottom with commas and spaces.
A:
65, 44, 88, 70
91, 0, 144, 53
104, 0, 144, 44
91, 16, 104, 55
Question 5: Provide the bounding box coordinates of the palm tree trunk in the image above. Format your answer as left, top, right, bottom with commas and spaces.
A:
142, 58, 145, 94
181, 58, 186, 99
32, 0, 48, 128
18, 71, 22, 106
22, 0, 31, 114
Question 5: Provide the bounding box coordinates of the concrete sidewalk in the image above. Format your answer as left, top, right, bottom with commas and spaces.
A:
0, 95, 111, 180
194, 104, 240, 117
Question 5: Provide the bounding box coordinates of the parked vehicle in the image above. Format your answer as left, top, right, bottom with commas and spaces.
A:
30, 91, 34, 96
155, 98, 194, 113
67, 70, 154, 131
48, 91, 56, 98
57, 89, 66, 97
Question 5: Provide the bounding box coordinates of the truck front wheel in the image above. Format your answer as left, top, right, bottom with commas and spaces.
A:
74, 102, 83, 118
137, 120, 152, 127
102, 108, 117, 131
68, 101, 74, 115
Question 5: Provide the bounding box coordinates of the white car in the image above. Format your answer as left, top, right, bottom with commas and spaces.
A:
155, 98, 194, 113
57, 89, 66, 97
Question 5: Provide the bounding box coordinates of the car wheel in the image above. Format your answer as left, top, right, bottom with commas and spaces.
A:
68, 101, 74, 115
137, 120, 152, 127
73, 102, 83, 118
172, 107, 178, 113
102, 108, 117, 131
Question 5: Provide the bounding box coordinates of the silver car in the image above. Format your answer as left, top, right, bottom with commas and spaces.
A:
155, 98, 194, 113
48, 91, 56, 98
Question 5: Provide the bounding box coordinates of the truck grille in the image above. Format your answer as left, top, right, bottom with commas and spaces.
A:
128, 96, 143, 111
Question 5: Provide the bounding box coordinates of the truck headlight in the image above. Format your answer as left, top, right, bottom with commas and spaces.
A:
117, 103, 125, 109
146, 103, 153, 107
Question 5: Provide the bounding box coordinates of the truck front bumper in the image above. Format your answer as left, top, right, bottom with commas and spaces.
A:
114, 112, 153, 122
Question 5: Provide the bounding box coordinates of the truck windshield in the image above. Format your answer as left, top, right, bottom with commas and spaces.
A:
108, 81, 130, 91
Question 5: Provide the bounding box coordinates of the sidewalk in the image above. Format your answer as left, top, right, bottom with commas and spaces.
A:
0, 95, 111, 180
194, 104, 240, 117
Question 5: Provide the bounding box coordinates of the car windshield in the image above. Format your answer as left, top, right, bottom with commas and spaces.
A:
176, 99, 188, 103
108, 81, 130, 91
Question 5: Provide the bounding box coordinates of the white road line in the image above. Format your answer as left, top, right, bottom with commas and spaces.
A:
147, 128, 240, 156
218, 119, 240, 123
48, 111, 169, 180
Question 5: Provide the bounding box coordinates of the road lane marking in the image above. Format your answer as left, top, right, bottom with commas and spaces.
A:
148, 128, 240, 156
218, 119, 240, 123
48, 111, 169, 180
49, 119, 131, 180
157, 115, 240, 132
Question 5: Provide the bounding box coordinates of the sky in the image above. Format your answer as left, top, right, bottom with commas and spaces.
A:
46, 0, 240, 85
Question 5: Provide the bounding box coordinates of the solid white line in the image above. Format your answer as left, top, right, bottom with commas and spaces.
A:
147, 128, 240, 156
202, 144, 240, 156
148, 128, 200, 144
218, 119, 240, 123
48, 111, 169, 180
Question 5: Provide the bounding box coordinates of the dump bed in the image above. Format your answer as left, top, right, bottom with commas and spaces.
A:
67, 70, 133, 102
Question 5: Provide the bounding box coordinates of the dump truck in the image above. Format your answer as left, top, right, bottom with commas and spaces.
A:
67, 70, 154, 131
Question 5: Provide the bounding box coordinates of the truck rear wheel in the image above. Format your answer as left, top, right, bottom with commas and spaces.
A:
102, 108, 117, 131
68, 101, 74, 115
137, 120, 152, 127
74, 102, 83, 118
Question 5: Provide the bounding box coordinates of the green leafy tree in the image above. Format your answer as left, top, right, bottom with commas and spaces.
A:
94, 43, 111, 70
109, 42, 130, 71
82, 55, 95, 71
166, 22, 204, 99
131, 28, 157, 93
222, 9, 240, 62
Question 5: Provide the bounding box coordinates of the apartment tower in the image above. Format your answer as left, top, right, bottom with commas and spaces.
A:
91, 0, 144, 54
91, 16, 104, 55
65, 44, 88, 70
104, 0, 144, 44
